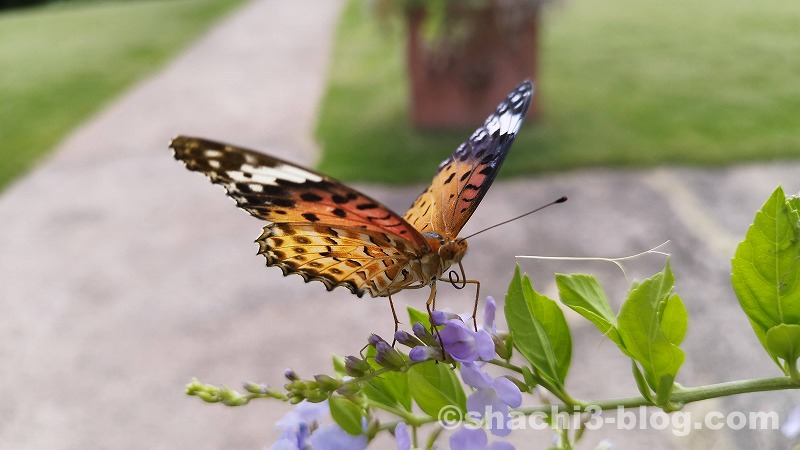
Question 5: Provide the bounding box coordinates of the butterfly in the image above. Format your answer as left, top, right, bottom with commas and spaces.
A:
171, 80, 533, 325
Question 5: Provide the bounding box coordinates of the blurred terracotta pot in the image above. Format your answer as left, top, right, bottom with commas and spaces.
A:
405, 4, 540, 129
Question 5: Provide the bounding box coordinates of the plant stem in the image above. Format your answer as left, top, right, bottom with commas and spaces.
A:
488, 358, 523, 374
515, 376, 799, 415
670, 376, 799, 403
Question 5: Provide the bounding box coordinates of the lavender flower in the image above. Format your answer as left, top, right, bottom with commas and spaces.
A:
408, 311, 495, 363
270, 400, 329, 450
449, 427, 515, 450
460, 362, 522, 437
437, 318, 495, 363
307, 422, 367, 450
271, 425, 309, 450
482, 296, 510, 359
483, 296, 498, 335
394, 422, 411, 450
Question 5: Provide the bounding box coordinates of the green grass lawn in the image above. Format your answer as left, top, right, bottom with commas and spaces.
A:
0, 0, 244, 189
316, 0, 800, 184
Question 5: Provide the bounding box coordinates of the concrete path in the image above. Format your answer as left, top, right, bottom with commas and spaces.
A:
1, 0, 798, 448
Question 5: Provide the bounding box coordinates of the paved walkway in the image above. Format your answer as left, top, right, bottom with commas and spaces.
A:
1, 0, 798, 448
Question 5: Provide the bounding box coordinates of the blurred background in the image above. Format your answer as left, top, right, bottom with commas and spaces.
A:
1, 0, 798, 448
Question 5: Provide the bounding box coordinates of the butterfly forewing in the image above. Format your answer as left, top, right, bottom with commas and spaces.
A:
403, 81, 533, 237
171, 136, 427, 248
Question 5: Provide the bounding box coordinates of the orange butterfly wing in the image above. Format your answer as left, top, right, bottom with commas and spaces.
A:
404, 81, 533, 237
171, 81, 534, 298
258, 224, 423, 297
171, 136, 429, 297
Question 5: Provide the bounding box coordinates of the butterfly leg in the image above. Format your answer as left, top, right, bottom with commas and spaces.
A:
388, 295, 400, 345
449, 262, 481, 331
424, 282, 438, 328
462, 279, 481, 331
425, 283, 449, 361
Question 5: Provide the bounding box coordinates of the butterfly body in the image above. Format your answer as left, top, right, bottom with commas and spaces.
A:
171, 81, 533, 304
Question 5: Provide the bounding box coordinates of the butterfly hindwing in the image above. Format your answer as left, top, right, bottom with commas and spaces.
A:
257, 224, 421, 297
404, 81, 533, 237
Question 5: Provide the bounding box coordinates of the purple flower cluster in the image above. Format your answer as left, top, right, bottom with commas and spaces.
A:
407, 298, 522, 444
460, 362, 522, 437
271, 298, 522, 450
449, 427, 515, 450
407, 302, 496, 364
270, 400, 367, 450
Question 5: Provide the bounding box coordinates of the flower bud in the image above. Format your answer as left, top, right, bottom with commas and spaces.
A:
336, 381, 362, 397
394, 330, 424, 348
374, 341, 405, 369
284, 368, 300, 381
218, 386, 248, 406
242, 381, 268, 394
314, 374, 343, 392
408, 345, 443, 362
366, 418, 381, 439
493, 335, 510, 360
368, 333, 390, 348
303, 389, 329, 403
411, 322, 439, 347
185, 378, 205, 395
196, 390, 220, 403
344, 355, 372, 377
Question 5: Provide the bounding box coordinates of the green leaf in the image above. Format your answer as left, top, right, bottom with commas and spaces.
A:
390, 370, 412, 411
408, 360, 466, 418
557, 273, 622, 346
363, 369, 411, 412
332, 355, 346, 377
661, 294, 687, 346
521, 365, 538, 390
765, 324, 800, 376
631, 362, 653, 402
505, 266, 572, 386
329, 396, 364, 435
732, 186, 800, 366
618, 261, 685, 394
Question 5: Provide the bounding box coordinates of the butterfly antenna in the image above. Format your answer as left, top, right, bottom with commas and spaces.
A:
463, 196, 568, 240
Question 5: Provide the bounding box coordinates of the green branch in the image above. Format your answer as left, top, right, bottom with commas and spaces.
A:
516, 376, 799, 415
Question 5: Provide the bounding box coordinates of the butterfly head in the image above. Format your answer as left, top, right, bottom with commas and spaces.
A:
422, 232, 468, 275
